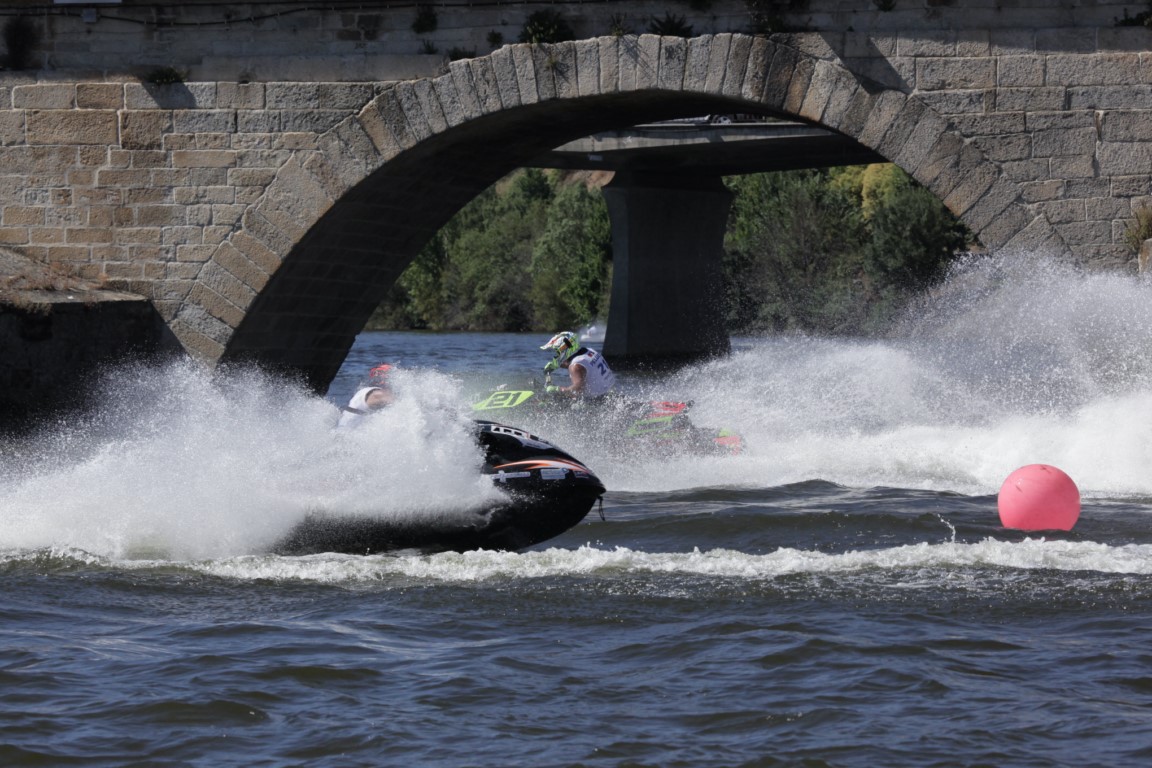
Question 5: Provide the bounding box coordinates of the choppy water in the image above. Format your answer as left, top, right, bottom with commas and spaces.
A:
4, 254, 1152, 766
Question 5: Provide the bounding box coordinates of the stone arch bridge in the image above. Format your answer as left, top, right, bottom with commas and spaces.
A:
2, 5, 1150, 420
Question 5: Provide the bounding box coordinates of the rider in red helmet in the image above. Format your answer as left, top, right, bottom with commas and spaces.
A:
337, 363, 396, 429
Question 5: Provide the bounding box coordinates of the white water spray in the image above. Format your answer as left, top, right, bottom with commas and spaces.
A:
0, 362, 498, 559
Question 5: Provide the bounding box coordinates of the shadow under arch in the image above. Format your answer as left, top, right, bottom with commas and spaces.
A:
180, 33, 1054, 392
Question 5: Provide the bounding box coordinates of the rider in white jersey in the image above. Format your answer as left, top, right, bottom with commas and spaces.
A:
336, 363, 396, 429
540, 331, 616, 398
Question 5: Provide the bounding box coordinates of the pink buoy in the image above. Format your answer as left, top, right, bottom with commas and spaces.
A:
997, 464, 1081, 531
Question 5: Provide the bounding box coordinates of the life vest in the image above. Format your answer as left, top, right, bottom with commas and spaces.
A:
567, 347, 616, 398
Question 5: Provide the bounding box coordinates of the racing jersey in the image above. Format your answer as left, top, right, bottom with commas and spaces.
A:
568, 347, 616, 397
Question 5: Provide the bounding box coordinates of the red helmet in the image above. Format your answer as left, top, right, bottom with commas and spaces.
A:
367, 364, 393, 387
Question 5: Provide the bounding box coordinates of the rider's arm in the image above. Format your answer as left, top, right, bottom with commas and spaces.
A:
564, 362, 587, 395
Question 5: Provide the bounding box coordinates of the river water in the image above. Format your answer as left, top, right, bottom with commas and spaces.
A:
4, 255, 1152, 766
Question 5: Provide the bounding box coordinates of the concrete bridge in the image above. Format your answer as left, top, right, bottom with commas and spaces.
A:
1, 0, 1151, 423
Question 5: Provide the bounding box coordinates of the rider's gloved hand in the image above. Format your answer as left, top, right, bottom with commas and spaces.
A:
543, 359, 559, 374
545, 385, 560, 393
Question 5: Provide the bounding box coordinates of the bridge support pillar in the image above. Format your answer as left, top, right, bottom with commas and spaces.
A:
601, 172, 732, 367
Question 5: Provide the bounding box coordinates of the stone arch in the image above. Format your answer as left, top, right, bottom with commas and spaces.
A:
179, 33, 1058, 390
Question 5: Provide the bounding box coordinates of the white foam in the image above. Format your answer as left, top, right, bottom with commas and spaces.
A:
15, 536, 1151, 584
0, 362, 500, 559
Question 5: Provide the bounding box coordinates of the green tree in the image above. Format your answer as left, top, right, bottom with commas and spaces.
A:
724, 169, 868, 334
530, 182, 612, 330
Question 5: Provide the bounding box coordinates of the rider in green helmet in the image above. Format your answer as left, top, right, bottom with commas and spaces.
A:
540, 331, 615, 398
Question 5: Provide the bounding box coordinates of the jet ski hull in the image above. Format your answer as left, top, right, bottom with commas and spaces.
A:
274, 421, 604, 556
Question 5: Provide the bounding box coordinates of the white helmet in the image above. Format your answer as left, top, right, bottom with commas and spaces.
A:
540, 331, 579, 363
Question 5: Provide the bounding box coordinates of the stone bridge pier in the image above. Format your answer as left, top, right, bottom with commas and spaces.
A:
0, 0, 1150, 425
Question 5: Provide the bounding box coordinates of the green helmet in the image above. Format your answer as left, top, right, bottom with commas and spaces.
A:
540, 331, 579, 363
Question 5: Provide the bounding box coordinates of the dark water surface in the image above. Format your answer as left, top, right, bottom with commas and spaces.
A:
5, 259, 1152, 766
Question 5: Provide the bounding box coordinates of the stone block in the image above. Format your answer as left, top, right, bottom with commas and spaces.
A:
273, 133, 320, 151
415, 77, 457, 138
280, 110, 348, 133
978, 133, 1032, 162
3, 206, 44, 226
721, 35, 751, 98
1047, 53, 1149, 86
449, 59, 483, 118
1021, 179, 1066, 203
187, 282, 245, 329
1055, 219, 1112, 245
998, 213, 1064, 255
917, 57, 995, 90
994, 87, 1065, 113
172, 110, 237, 134
553, 41, 581, 101
375, 87, 418, 149
76, 83, 123, 110
598, 37, 620, 94
856, 89, 907, 151
256, 158, 334, 244
0, 112, 25, 146
411, 79, 450, 133
942, 153, 997, 217
990, 29, 1037, 56
214, 241, 270, 291
176, 244, 218, 263
267, 83, 322, 109
917, 89, 987, 115
949, 113, 1026, 136
13, 84, 75, 109
783, 57, 815, 115
1038, 198, 1086, 224
510, 44, 541, 106
1086, 196, 1131, 220
1031, 126, 1096, 157
798, 60, 838, 124
0, 227, 29, 244
704, 33, 732, 95
836, 88, 877, 139
136, 205, 187, 227
1100, 110, 1152, 141
1066, 178, 1111, 199
634, 35, 661, 92
1069, 85, 1152, 110
125, 83, 213, 110
960, 178, 1020, 234
216, 82, 265, 110
318, 83, 374, 110
237, 111, 281, 133
573, 39, 601, 99
996, 55, 1044, 87
897, 28, 954, 57
820, 74, 860, 132
464, 56, 503, 113
172, 150, 238, 168
1036, 28, 1097, 55
394, 84, 433, 142
739, 36, 771, 103
232, 229, 282, 274
27, 110, 117, 145
761, 42, 797, 108
658, 36, 688, 92
892, 107, 948, 176
1112, 176, 1152, 197
956, 29, 991, 57
119, 110, 171, 151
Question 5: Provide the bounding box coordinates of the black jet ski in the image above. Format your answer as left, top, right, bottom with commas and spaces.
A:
472, 377, 743, 457
274, 421, 605, 556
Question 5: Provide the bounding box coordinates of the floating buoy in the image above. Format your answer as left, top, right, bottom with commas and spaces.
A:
997, 464, 1081, 531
